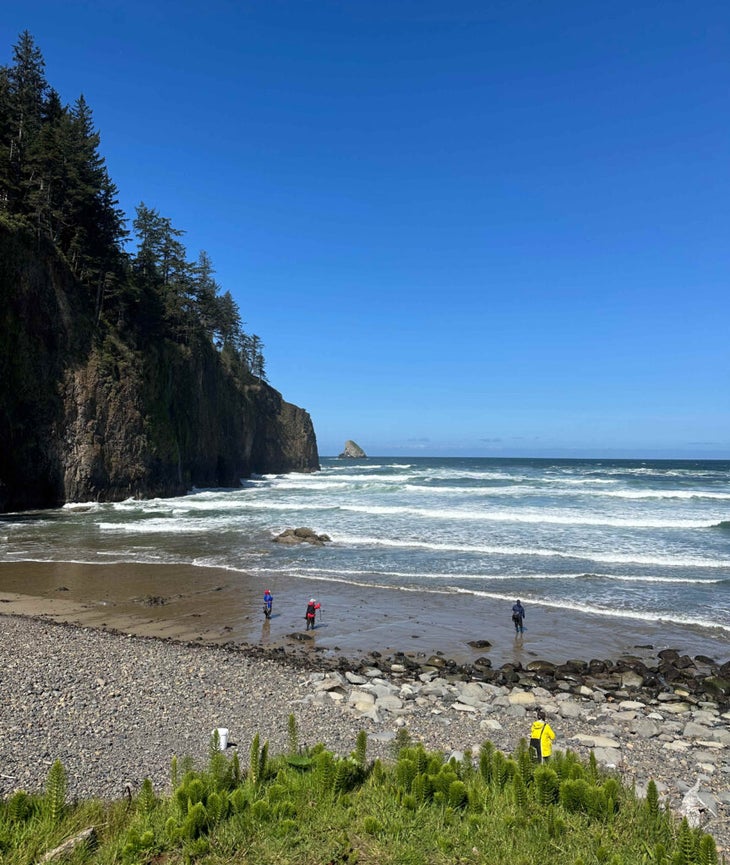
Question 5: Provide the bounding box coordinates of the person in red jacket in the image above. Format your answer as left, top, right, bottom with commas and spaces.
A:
305, 598, 321, 630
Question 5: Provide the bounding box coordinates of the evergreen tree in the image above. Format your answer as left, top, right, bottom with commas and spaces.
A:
64, 95, 126, 280
2, 31, 47, 218
191, 250, 221, 339
0, 32, 266, 374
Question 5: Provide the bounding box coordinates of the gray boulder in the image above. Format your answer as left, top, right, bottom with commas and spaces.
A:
272, 527, 331, 546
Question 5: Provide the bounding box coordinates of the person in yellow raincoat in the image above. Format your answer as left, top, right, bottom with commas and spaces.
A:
529, 708, 555, 762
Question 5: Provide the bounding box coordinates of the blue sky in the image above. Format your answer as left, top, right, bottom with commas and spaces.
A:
3, 1, 728, 458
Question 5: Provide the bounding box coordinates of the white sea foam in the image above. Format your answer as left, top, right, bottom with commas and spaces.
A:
263, 565, 721, 585
97, 519, 214, 534
62, 501, 103, 511
6, 457, 729, 633
332, 532, 730, 568
242, 565, 730, 634
400, 483, 730, 501
450, 587, 730, 634
339, 503, 718, 529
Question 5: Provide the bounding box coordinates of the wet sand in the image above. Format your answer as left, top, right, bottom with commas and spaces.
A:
0, 560, 728, 668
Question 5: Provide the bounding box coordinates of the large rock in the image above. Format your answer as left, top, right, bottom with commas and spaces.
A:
338, 439, 367, 459
272, 527, 331, 546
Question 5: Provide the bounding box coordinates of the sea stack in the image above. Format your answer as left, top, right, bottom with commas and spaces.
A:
338, 440, 367, 459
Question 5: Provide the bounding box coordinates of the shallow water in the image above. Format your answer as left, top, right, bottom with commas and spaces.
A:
2, 457, 728, 643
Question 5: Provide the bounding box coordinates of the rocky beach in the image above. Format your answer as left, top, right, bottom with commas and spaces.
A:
2, 610, 729, 853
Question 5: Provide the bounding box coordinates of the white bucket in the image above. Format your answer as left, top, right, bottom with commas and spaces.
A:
214, 727, 229, 750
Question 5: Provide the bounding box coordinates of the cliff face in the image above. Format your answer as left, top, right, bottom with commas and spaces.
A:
0, 226, 319, 512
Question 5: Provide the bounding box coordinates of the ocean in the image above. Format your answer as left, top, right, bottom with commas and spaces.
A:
1, 457, 729, 645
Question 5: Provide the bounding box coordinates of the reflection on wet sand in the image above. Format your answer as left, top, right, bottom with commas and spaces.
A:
0, 560, 728, 668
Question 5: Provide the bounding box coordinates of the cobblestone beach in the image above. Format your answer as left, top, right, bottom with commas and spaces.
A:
1, 614, 729, 853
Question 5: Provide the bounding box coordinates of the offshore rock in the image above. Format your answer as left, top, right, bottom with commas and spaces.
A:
272, 528, 331, 546
338, 440, 367, 459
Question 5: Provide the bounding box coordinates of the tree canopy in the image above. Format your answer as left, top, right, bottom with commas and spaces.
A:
0, 31, 265, 380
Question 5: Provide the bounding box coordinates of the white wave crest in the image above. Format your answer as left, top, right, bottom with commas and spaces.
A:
264, 565, 721, 585
332, 532, 730, 568
452, 587, 730, 634
339, 503, 717, 529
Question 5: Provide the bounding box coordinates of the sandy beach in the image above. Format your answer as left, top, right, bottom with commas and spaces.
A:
1, 560, 728, 669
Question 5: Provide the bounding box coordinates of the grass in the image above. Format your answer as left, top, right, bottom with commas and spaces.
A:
0, 719, 722, 865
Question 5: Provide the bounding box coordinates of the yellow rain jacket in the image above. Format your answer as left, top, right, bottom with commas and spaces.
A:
530, 719, 555, 758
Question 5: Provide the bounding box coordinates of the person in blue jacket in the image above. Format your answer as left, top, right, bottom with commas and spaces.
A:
263, 589, 273, 619
511, 599, 525, 634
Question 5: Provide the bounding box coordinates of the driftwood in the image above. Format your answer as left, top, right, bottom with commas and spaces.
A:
679, 778, 718, 828
38, 827, 97, 862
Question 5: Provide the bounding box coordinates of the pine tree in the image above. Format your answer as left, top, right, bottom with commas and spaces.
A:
3, 31, 48, 218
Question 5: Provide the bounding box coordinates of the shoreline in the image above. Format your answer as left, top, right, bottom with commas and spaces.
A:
1, 559, 728, 669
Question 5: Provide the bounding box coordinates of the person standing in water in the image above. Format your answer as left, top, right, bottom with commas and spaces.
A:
305, 598, 321, 630
512, 599, 525, 634
263, 589, 273, 619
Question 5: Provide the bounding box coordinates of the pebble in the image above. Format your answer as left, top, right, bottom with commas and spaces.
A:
0, 614, 728, 850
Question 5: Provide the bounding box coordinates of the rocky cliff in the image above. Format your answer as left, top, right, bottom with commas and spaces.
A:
0, 225, 319, 512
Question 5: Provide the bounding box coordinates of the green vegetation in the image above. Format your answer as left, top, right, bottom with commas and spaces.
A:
0, 31, 299, 510
0, 717, 721, 865
0, 30, 265, 377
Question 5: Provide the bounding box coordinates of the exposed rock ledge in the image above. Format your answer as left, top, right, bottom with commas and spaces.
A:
272, 527, 332, 546
338, 440, 367, 458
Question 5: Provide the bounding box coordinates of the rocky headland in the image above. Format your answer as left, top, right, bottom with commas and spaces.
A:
2, 614, 728, 852
0, 226, 319, 513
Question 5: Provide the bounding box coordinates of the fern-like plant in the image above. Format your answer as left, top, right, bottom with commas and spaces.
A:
363, 816, 382, 835
6, 790, 33, 823
396, 757, 416, 793
412, 772, 432, 805
448, 780, 468, 809
231, 749, 241, 785
677, 817, 695, 865
559, 778, 592, 815
249, 733, 260, 784
516, 738, 533, 783
314, 751, 336, 794
512, 771, 528, 810
391, 726, 411, 757
44, 759, 67, 824
181, 801, 208, 840
205, 791, 229, 825
208, 731, 228, 790
248, 733, 269, 789
698, 833, 718, 865
479, 740, 494, 784
645, 779, 660, 819
353, 730, 368, 767
287, 714, 299, 754
137, 778, 156, 816
534, 765, 560, 806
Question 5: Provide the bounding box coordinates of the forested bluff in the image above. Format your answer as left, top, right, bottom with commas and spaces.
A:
0, 33, 319, 513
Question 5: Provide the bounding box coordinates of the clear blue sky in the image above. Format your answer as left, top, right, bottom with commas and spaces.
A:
4, 1, 728, 458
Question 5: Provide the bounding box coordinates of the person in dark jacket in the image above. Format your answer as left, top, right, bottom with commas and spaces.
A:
305, 598, 321, 630
512, 599, 525, 633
